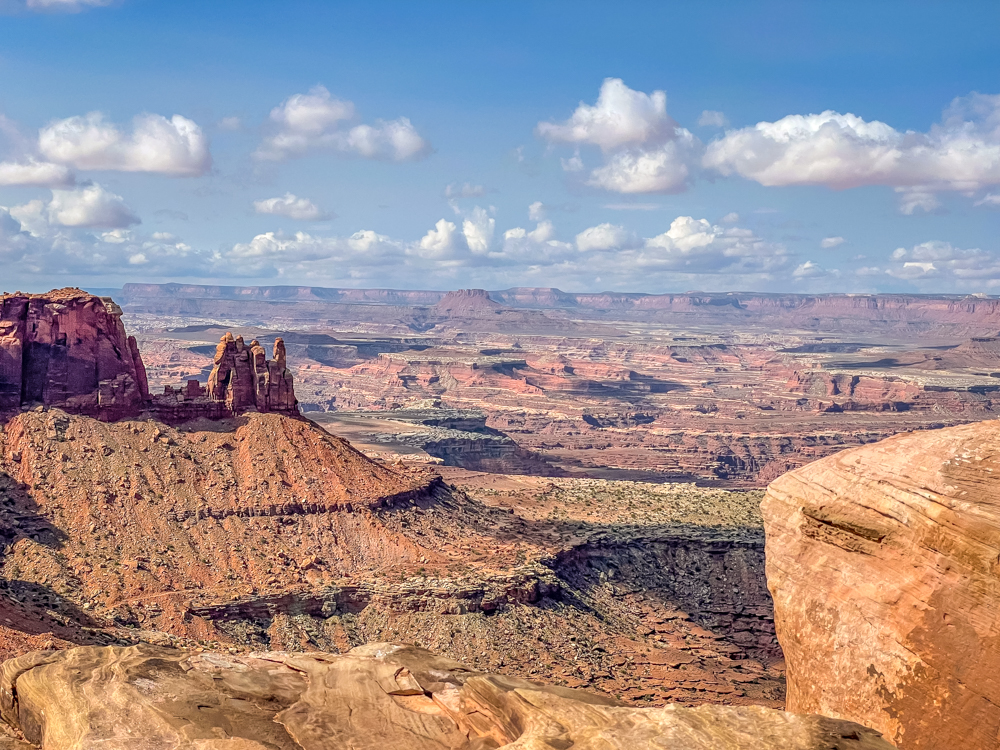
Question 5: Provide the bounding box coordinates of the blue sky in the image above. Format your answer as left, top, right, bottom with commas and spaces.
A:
1, 0, 999, 294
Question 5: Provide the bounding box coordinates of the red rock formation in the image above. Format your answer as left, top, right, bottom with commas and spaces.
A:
0, 288, 147, 418
206, 333, 296, 414
433, 288, 503, 316
763, 421, 1000, 749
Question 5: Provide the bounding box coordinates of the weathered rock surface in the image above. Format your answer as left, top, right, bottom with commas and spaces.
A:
0, 289, 147, 418
206, 332, 297, 414
0, 642, 891, 749
763, 420, 1000, 749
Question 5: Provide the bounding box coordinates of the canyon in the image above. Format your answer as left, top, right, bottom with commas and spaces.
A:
1, 284, 999, 746
120, 283, 1000, 486
0, 289, 795, 739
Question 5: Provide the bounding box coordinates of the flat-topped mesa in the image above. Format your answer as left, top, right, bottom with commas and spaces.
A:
0, 288, 148, 418
206, 332, 297, 414
432, 288, 502, 316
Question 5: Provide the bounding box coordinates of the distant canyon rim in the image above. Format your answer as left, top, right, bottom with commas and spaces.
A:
123, 283, 1000, 487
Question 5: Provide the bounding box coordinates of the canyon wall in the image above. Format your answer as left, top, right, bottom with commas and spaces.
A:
0, 289, 299, 420
0, 289, 147, 418
763, 420, 1000, 750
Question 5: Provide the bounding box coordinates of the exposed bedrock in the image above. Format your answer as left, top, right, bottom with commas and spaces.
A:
0, 642, 892, 750
206, 332, 297, 414
0, 289, 300, 422
763, 420, 1000, 749
0, 289, 147, 418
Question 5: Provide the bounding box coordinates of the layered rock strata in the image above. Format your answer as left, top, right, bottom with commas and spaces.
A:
0, 642, 892, 749
763, 420, 1000, 749
206, 332, 296, 413
0, 289, 147, 418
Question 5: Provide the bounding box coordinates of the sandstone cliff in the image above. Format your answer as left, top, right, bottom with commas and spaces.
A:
0, 289, 300, 422
763, 420, 1000, 749
121, 282, 1000, 336
0, 642, 891, 749
0, 289, 147, 418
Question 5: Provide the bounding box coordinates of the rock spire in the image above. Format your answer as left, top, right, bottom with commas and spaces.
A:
206, 333, 296, 414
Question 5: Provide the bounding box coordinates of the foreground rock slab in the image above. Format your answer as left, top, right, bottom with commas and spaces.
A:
0, 643, 889, 749
764, 419, 1000, 749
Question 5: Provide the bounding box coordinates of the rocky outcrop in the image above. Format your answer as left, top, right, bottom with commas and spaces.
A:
0, 289, 147, 418
206, 332, 296, 413
762, 420, 1000, 749
0, 642, 892, 749
433, 288, 502, 316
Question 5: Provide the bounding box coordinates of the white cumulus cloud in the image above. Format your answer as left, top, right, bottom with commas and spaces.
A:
0, 158, 74, 187
887, 241, 1000, 285
820, 236, 845, 248
538, 78, 674, 151
793, 261, 829, 278
253, 193, 330, 221
539, 79, 701, 194
462, 206, 495, 253
704, 93, 1000, 211
418, 219, 463, 258
0, 197, 195, 281
47, 184, 139, 228
255, 85, 430, 162
39, 112, 211, 176
587, 136, 697, 194
575, 223, 641, 252
640, 216, 787, 274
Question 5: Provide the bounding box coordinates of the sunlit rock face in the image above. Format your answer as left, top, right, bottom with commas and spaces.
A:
0, 288, 147, 419
763, 420, 1000, 750
207, 332, 297, 414
0, 642, 892, 750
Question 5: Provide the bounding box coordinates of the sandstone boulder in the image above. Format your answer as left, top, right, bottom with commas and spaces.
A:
763, 420, 1000, 749
0, 289, 147, 417
0, 643, 890, 749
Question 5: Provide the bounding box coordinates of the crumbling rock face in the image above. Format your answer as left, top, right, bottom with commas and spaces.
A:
763, 420, 1000, 749
0, 642, 892, 749
206, 332, 297, 414
0, 289, 147, 418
